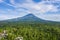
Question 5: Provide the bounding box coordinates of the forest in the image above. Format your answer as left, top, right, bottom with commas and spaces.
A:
0, 22, 60, 40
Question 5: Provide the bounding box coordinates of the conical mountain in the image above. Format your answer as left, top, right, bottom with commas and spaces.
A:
3, 14, 45, 22
11, 14, 45, 22
1, 14, 59, 23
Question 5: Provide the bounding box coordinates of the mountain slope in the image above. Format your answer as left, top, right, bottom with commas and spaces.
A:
4, 14, 45, 22
0, 14, 60, 23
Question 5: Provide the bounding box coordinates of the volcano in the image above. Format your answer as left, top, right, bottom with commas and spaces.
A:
4, 14, 46, 22
1, 14, 59, 23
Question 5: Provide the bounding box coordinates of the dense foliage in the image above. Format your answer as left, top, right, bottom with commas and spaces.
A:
0, 22, 60, 40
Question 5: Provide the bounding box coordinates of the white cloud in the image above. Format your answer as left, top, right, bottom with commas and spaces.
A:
0, 15, 9, 20
0, 0, 3, 3
1, 0, 58, 14
43, 0, 60, 2
0, 9, 29, 20
38, 14, 60, 22
0, 14, 19, 20
9, 0, 58, 14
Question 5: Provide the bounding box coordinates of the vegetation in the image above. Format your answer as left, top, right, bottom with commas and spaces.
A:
0, 22, 60, 40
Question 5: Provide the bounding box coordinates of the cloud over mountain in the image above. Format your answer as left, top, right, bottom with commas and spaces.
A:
0, 0, 60, 21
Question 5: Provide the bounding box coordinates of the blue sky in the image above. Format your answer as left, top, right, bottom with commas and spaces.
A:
0, 0, 60, 21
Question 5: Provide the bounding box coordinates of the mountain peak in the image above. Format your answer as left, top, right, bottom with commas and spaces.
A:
22, 14, 37, 18
25, 14, 35, 17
